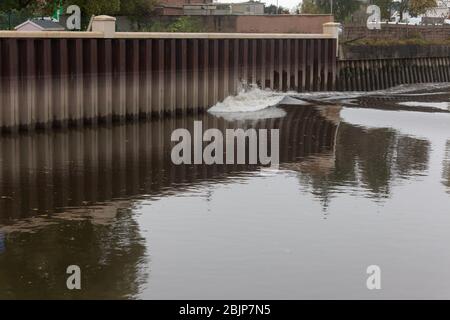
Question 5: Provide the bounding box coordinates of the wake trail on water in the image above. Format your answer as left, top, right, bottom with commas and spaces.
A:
207, 82, 450, 117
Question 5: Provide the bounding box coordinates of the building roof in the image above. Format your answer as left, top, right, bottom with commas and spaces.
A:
15, 19, 65, 31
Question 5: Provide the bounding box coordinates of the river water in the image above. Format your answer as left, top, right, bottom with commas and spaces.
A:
1, 83, 450, 299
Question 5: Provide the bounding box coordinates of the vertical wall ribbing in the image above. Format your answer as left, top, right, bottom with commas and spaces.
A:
0, 37, 341, 132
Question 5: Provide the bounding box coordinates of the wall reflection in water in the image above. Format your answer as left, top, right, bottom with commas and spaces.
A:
443, 140, 450, 193
0, 105, 338, 299
0, 106, 340, 222
0, 104, 434, 299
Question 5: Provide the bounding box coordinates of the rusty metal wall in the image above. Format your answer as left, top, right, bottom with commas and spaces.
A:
337, 57, 450, 91
0, 37, 337, 132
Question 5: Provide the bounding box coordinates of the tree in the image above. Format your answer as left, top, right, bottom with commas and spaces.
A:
299, 0, 360, 22
0, 0, 55, 13
120, 0, 157, 28
264, 4, 290, 14
59, 0, 157, 17
372, 0, 394, 20
300, 0, 321, 14
0, 0, 34, 11
120, 0, 157, 16
167, 16, 204, 32
59, 0, 158, 30
391, 0, 437, 20
0, 0, 55, 17
409, 0, 437, 16
331, 0, 361, 21
62, 0, 120, 16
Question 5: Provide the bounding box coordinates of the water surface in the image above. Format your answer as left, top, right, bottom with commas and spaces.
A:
1, 84, 450, 299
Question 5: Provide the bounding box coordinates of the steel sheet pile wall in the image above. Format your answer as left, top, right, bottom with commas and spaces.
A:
337, 57, 450, 91
0, 37, 337, 132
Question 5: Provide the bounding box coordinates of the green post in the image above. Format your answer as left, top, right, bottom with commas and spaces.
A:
52, 0, 63, 21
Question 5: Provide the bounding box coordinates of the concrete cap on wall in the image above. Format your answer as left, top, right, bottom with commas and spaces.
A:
92, 15, 116, 38
93, 15, 117, 22
323, 22, 341, 57
323, 22, 341, 37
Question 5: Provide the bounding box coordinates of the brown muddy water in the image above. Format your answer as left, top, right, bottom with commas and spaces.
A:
1, 84, 450, 299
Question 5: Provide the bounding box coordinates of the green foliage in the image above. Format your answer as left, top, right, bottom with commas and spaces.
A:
409, 0, 437, 16
0, 9, 31, 29
141, 20, 168, 32
300, 0, 321, 14
64, 0, 158, 17
0, 0, 55, 29
372, 0, 394, 20
299, 0, 361, 22
142, 16, 204, 33
379, 0, 437, 20
299, 0, 437, 22
61, 0, 120, 16
167, 16, 204, 32
119, 0, 157, 17
264, 4, 290, 14
0, 0, 34, 11
0, 0, 158, 18
0, 0, 53, 15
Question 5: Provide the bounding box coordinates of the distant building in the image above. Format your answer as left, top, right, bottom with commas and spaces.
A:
155, 0, 213, 15
391, 0, 450, 24
184, 4, 231, 15
229, 1, 265, 15
183, 1, 265, 15
14, 18, 65, 31
154, 0, 265, 16
423, 0, 450, 20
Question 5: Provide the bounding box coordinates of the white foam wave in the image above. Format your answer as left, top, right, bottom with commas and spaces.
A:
208, 84, 287, 114
207, 82, 450, 118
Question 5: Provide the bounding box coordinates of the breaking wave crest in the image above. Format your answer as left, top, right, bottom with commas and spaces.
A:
208, 83, 288, 113
207, 82, 450, 118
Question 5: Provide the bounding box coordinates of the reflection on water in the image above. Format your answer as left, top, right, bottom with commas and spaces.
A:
0, 106, 338, 299
1, 85, 450, 299
0, 106, 338, 222
303, 122, 430, 198
0, 208, 146, 299
444, 141, 450, 193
